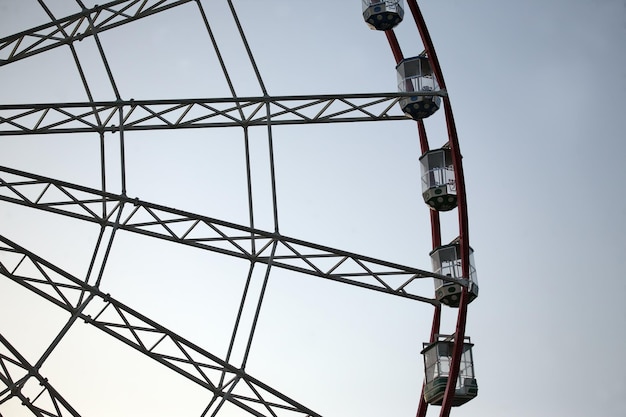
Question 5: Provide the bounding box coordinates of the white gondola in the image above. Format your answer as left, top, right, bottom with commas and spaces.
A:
396, 54, 441, 119
430, 238, 478, 307
420, 147, 457, 211
421, 335, 478, 406
362, 0, 404, 31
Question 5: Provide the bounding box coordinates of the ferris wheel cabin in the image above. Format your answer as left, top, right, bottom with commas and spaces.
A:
362, 0, 404, 31
430, 240, 479, 307
396, 54, 441, 120
422, 335, 478, 406
420, 147, 457, 211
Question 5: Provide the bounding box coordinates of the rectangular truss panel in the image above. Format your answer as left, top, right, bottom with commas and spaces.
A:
0, 0, 194, 66
0, 332, 81, 417
0, 235, 322, 417
0, 93, 447, 135
0, 166, 466, 303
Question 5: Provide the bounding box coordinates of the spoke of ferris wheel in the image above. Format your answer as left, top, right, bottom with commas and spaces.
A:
0, 165, 468, 303
0, 92, 447, 135
0, 235, 322, 417
0, 0, 194, 66
0, 332, 82, 416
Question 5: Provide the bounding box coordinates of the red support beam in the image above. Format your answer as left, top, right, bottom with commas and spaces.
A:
405, 2, 473, 417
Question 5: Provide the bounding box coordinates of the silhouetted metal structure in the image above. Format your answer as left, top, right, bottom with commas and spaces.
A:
0, 1, 477, 416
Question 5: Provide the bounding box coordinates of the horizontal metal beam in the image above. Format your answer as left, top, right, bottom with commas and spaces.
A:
0, 92, 446, 135
0, 166, 465, 303
0, 0, 193, 66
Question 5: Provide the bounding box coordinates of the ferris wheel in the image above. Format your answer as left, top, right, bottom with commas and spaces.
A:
0, 1, 478, 417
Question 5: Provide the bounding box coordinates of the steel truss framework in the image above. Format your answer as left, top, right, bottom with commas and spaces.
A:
0, 92, 445, 135
0, 331, 81, 417
0, 166, 464, 303
0, 0, 195, 66
0, 1, 475, 417
0, 235, 321, 417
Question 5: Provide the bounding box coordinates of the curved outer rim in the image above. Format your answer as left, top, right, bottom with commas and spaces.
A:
383, 2, 473, 417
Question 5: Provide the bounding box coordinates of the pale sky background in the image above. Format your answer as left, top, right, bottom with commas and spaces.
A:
1, 1, 625, 416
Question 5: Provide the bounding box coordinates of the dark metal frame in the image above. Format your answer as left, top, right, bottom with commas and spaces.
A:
0, 92, 445, 135
0, 1, 475, 416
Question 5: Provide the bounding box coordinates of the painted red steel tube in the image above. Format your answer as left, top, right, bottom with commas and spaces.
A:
385, 30, 404, 64
382, 2, 474, 417
405, 2, 472, 417
416, 120, 442, 250
383, 9, 458, 417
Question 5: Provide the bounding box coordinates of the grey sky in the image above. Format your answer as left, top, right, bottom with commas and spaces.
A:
1, 1, 625, 416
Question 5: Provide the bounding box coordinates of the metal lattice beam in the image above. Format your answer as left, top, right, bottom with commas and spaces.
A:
0, 235, 321, 417
0, 92, 448, 135
0, 0, 193, 66
0, 332, 81, 417
0, 166, 468, 304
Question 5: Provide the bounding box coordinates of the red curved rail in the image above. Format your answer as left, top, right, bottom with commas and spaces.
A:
385, 2, 472, 417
